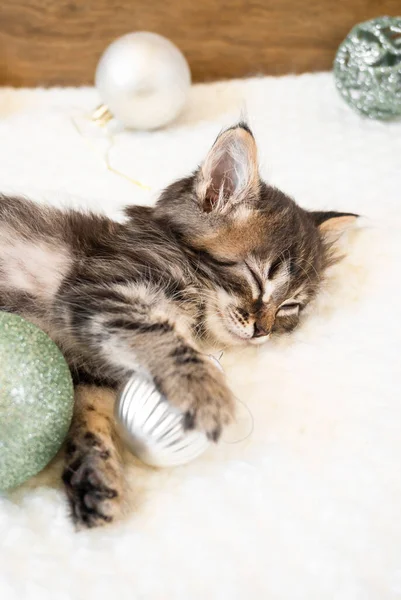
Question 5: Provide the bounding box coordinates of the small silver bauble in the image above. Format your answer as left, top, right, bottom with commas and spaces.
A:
115, 357, 224, 467
95, 31, 191, 130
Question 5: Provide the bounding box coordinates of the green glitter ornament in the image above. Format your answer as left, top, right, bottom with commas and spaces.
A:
0, 312, 74, 491
334, 16, 401, 120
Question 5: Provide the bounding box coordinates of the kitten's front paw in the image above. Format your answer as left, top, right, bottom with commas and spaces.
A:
157, 356, 235, 441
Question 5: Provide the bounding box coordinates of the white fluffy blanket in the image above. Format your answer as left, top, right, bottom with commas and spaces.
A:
0, 74, 400, 600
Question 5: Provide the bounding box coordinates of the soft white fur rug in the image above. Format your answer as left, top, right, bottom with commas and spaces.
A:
0, 73, 400, 600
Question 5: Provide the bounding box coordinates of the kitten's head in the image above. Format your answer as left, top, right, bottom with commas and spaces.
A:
155, 123, 357, 346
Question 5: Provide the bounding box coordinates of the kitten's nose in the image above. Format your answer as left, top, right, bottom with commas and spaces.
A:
253, 323, 270, 338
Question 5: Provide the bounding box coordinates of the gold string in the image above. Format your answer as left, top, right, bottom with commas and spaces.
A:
70, 113, 151, 190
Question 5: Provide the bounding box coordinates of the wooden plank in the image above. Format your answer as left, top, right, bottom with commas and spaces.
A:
0, 0, 399, 86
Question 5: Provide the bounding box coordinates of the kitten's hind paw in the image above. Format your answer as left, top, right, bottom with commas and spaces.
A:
62, 435, 124, 528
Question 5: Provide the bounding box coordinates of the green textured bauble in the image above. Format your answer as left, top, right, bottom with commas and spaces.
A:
334, 16, 401, 120
0, 312, 74, 491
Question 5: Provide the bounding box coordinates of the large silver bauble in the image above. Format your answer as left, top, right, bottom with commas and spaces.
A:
95, 32, 191, 130
115, 374, 210, 468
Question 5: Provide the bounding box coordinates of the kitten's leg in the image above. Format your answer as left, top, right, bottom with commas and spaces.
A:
62, 385, 125, 528
57, 283, 235, 441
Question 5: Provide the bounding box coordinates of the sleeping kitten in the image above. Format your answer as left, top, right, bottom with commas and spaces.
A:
0, 123, 356, 527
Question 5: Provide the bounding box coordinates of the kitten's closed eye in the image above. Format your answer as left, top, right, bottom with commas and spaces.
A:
206, 253, 239, 268
268, 257, 283, 280
276, 302, 300, 316
212, 259, 238, 267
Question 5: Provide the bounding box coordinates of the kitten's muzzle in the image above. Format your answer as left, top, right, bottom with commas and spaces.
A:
253, 322, 270, 338
252, 306, 275, 339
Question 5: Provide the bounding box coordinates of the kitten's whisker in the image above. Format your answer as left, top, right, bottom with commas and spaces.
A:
295, 256, 321, 281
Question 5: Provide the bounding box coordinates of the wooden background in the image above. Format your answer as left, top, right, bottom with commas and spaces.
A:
0, 0, 399, 86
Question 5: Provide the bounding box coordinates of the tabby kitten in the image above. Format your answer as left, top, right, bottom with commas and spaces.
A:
0, 123, 356, 527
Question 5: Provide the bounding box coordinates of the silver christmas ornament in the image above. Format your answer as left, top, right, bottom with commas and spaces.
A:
95, 31, 191, 130
115, 357, 224, 467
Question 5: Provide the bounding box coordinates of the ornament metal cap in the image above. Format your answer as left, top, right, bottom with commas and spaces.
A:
91, 103, 113, 126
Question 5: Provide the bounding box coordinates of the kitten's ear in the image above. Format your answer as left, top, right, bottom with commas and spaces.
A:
196, 123, 259, 214
310, 210, 358, 241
